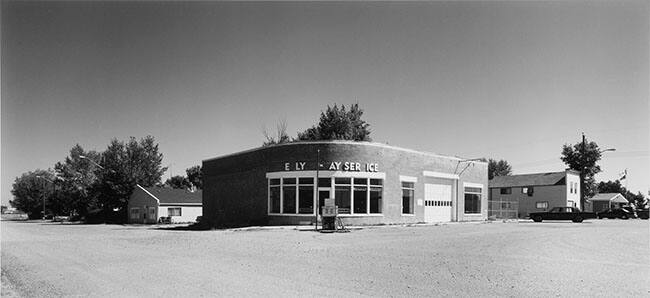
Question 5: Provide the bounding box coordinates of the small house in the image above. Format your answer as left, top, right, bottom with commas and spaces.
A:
587, 193, 628, 213
128, 185, 202, 224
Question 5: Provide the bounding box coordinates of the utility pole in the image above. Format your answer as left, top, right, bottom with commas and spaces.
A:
581, 132, 586, 210
315, 148, 320, 231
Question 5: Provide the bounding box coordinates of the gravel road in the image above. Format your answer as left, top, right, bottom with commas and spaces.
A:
2, 220, 648, 297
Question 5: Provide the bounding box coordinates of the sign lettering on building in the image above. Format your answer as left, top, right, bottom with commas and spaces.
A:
283, 161, 379, 172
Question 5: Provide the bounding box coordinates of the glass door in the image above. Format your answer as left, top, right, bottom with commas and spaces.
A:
318, 189, 330, 215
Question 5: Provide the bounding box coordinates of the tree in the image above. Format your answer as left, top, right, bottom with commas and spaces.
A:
262, 119, 291, 146
93, 136, 168, 222
165, 175, 191, 189
53, 144, 101, 217
10, 169, 55, 219
488, 159, 512, 180
297, 104, 371, 141
596, 180, 625, 194
560, 137, 603, 208
186, 165, 203, 189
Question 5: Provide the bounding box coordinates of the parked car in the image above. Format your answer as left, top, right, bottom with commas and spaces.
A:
53, 216, 71, 222
1, 212, 28, 221
529, 207, 596, 223
636, 209, 649, 219
597, 208, 633, 219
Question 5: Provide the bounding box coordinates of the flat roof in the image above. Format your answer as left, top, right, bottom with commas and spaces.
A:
203, 140, 487, 164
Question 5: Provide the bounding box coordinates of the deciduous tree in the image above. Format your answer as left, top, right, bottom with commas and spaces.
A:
186, 165, 203, 189
94, 136, 167, 222
262, 119, 291, 146
297, 104, 371, 141
561, 139, 603, 208
10, 169, 55, 219
165, 175, 191, 189
54, 144, 101, 217
488, 159, 512, 180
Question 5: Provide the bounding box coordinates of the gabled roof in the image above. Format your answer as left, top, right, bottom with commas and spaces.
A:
588, 193, 628, 203
141, 185, 202, 205
488, 171, 567, 188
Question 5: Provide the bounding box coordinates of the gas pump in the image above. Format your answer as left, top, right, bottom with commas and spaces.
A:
321, 198, 337, 231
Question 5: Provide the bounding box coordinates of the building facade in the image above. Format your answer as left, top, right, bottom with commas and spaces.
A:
488, 170, 581, 218
128, 185, 202, 224
203, 141, 488, 227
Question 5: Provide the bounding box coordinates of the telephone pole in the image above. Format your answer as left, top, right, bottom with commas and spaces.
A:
581, 132, 586, 209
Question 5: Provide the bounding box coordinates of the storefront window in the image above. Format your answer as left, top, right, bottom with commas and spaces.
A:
335, 178, 351, 214
353, 185, 368, 213
298, 178, 314, 214
269, 177, 316, 215
282, 178, 296, 213
270, 187, 281, 213
268, 175, 383, 215
282, 186, 296, 213
269, 179, 281, 213
370, 187, 382, 213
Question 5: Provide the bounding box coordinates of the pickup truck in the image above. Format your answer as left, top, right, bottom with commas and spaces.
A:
529, 207, 596, 223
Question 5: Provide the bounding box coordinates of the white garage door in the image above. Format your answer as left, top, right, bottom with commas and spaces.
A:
424, 183, 452, 222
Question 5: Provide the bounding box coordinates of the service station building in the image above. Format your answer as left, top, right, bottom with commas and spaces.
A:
203, 141, 487, 227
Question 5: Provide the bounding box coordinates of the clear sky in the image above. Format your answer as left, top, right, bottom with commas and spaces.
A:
2, 1, 648, 205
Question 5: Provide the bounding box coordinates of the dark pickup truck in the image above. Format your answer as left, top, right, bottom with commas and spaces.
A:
529, 207, 596, 223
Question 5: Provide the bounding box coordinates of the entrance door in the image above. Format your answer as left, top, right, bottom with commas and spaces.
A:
424, 183, 452, 222
318, 190, 330, 215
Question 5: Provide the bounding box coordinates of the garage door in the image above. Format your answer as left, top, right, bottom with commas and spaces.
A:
424, 183, 452, 222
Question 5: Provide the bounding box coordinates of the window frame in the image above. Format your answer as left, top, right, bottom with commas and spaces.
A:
535, 201, 549, 209
522, 186, 534, 196
148, 207, 156, 220
500, 187, 512, 195
464, 183, 483, 215
168, 207, 182, 217
401, 180, 415, 215
266, 171, 386, 217
130, 207, 140, 220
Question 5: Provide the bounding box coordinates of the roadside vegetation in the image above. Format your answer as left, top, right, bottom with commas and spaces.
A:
8, 136, 202, 223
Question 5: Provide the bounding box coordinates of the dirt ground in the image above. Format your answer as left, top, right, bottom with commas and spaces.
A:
1, 219, 648, 297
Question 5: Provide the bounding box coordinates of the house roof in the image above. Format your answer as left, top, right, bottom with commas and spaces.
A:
141, 186, 202, 205
588, 193, 628, 203
488, 171, 567, 188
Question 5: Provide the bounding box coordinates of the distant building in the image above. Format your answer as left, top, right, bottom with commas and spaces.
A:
203, 141, 488, 228
128, 185, 202, 224
488, 170, 581, 218
587, 193, 628, 213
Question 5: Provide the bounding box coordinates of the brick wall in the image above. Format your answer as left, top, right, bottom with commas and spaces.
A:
203, 141, 487, 227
